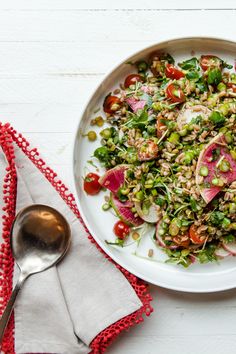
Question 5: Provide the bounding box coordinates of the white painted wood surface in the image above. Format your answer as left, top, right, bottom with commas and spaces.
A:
2, 1, 236, 353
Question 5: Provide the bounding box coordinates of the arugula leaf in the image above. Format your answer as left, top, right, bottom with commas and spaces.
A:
196, 79, 208, 93
178, 57, 199, 70
186, 70, 201, 81
126, 107, 149, 129
210, 211, 225, 226
207, 68, 222, 85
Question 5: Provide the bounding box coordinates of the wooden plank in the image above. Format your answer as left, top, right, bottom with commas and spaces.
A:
1, 0, 235, 10
0, 10, 234, 43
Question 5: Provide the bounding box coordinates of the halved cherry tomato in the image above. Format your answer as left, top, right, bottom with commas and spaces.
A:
136, 138, 158, 161
156, 117, 166, 138
83, 173, 101, 195
227, 82, 236, 92
165, 64, 184, 80
166, 83, 185, 103
103, 95, 121, 114
124, 74, 144, 88
200, 55, 222, 71
173, 235, 190, 248
113, 220, 130, 239
189, 224, 205, 245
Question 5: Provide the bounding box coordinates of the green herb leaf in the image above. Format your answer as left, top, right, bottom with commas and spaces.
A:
207, 68, 222, 85
178, 57, 199, 70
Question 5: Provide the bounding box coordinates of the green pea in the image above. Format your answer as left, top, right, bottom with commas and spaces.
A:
169, 218, 180, 236
179, 128, 188, 137
152, 102, 162, 112
199, 165, 209, 177
225, 132, 233, 143
212, 178, 219, 186
218, 159, 231, 172
87, 131, 97, 141
219, 103, 230, 116
168, 132, 180, 145
230, 150, 236, 160
217, 82, 226, 91
183, 151, 194, 165
151, 189, 158, 196
102, 203, 111, 211
219, 126, 228, 134
100, 128, 112, 139
136, 190, 144, 201
120, 187, 130, 195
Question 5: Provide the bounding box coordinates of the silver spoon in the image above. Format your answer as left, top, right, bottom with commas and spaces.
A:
0, 204, 71, 343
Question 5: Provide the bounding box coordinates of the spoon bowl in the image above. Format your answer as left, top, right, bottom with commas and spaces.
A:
0, 204, 71, 343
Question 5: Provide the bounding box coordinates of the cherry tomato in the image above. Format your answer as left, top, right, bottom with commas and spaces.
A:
227, 82, 236, 92
166, 83, 185, 103
124, 74, 144, 88
137, 139, 158, 161
113, 220, 130, 239
103, 95, 121, 114
200, 55, 222, 71
156, 117, 166, 138
173, 235, 190, 248
83, 173, 101, 195
165, 64, 184, 80
189, 224, 205, 245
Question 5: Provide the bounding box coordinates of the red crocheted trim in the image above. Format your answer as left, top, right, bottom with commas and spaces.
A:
0, 123, 153, 354
0, 123, 17, 353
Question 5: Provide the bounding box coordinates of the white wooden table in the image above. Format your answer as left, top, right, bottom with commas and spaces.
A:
2, 1, 236, 353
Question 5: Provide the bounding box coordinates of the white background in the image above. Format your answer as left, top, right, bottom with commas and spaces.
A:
2, 1, 236, 353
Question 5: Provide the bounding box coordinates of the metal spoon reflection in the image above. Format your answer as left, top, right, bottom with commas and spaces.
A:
0, 204, 71, 343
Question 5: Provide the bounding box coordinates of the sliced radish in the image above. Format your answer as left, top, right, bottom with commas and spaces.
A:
99, 164, 130, 194
134, 201, 161, 223
222, 242, 236, 256
215, 247, 231, 259
110, 194, 143, 227
155, 219, 178, 249
196, 133, 236, 203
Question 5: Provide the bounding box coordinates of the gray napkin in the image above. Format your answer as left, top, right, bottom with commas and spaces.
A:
0, 144, 142, 354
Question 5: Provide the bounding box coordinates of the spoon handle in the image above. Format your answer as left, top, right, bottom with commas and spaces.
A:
0, 273, 27, 344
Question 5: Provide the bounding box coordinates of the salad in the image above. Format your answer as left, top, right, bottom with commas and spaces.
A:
83, 52, 236, 267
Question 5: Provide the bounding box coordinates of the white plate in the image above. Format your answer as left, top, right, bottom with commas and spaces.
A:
73, 37, 236, 293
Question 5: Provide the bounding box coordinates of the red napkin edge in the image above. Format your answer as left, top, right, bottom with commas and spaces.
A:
0, 123, 153, 354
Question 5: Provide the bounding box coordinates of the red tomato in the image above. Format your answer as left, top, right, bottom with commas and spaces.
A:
189, 224, 205, 245
156, 117, 166, 138
173, 235, 190, 248
200, 55, 222, 71
124, 74, 144, 88
166, 83, 185, 103
165, 64, 184, 80
113, 220, 130, 239
103, 95, 121, 114
83, 173, 101, 195
227, 82, 236, 92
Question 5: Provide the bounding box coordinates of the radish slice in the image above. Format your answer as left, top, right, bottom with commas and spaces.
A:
110, 194, 143, 227
134, 201, 161, 223
99, 164, 130, 194
155, 219, 178, 249
222, 242, 236, 256
196, 133, 236, 203
215, 247, 231, 259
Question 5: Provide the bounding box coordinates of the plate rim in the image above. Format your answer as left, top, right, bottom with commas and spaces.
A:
72, 36, 236, 293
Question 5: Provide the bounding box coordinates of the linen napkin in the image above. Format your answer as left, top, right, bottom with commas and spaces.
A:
0, 124, 152, 354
